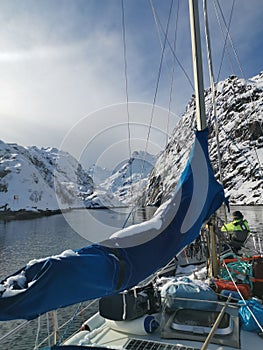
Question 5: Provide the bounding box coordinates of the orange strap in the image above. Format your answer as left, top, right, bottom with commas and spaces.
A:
250, 277, 263, 283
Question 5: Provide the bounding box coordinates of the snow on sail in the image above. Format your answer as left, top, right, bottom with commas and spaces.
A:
0, 128, 227, 321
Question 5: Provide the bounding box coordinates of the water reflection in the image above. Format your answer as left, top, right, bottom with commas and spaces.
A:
0, 206, 261, 280
62, 206, 156, 243
0, 207, 156, 279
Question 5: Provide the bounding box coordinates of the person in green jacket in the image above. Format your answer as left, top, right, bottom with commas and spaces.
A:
221, 211, 250, 252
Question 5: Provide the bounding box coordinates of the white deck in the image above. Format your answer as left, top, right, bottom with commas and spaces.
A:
64, 311, 263, 349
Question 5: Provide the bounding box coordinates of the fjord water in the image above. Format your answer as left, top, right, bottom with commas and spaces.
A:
0, 207, 157, 280
0, 206, 262, 350
0, 207, 156, 350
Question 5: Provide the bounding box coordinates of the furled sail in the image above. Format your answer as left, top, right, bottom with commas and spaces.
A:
0, 129, 227, 321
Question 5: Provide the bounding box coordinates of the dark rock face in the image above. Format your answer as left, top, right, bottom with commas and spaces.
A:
145, 73, 263, 206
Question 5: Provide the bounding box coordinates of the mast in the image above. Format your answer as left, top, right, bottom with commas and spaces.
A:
189, 0, 206, 131
188, 0, 218, 277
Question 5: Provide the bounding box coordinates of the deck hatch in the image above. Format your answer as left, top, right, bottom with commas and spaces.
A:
171, 308, 233, 335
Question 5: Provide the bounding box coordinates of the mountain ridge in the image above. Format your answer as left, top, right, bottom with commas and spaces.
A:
0, 72, 262, 219
0, 142, 93, 217
145, 73, 263, 206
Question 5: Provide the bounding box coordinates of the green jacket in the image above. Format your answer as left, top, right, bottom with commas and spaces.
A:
221, 219, 250, 248
221, 219, 250, 233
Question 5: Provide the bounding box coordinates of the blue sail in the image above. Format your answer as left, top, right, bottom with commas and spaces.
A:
0, 129, 227, 321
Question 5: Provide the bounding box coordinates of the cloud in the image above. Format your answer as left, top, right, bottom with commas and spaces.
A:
59, 102, 178, 169
0, 0, 262, 151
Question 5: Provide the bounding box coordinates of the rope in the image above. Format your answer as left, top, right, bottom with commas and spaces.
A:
223, 261, 263, 333
56, 303, 82, 346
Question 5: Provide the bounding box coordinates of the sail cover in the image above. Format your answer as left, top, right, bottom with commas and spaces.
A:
0, 129, 227, 321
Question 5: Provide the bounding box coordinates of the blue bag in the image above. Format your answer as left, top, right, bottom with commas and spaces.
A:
238, 299, 263, 332
162, 277, 217, 311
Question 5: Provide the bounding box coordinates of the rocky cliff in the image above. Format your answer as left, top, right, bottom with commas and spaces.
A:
145, 73, 263, 206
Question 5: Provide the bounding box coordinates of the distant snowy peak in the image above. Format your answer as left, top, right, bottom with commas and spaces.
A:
112, 150, 157, 181
146, 73, 263, 206
0, 142, 93, 214
85, 150, 157, 208
0, 139, 156, 213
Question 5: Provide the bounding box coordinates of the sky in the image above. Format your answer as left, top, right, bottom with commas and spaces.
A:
0, 0, 262, 168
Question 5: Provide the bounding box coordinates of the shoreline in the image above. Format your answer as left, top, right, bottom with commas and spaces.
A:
0, 209, 63, 221
0, 203, 262, 222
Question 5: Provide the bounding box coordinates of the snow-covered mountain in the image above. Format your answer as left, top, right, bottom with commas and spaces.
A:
0, 142, 93, 216
0, 142, 155, 215
145, 73, 263, 206
1, 73, 262, 217
85, 151, 157, 208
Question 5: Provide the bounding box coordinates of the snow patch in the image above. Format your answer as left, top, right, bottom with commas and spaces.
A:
27, 249, 79, 266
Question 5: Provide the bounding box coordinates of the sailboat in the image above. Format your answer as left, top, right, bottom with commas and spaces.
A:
0, 0, 262, 349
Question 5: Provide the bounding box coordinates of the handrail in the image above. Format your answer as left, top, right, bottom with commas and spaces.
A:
36, 299, 98, 348
0, 320, 31, 343
0, 299, 98, 348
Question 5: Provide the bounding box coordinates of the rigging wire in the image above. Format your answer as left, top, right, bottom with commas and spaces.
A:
151, 0, 180, 143
214, 0, 246, 82
167, 0, 180, 145
203, 0, 227, 222
122, 1, 176, 227
213, 0, 263, 136
144, 0, 174, 161
137, 0, 174, 198
121, 0, 133, 204
215, 0, 263, 177
212, 0, 263, 180
151, 0, 194, 91
213, 0, 236, 81
161, 0, 180, 201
